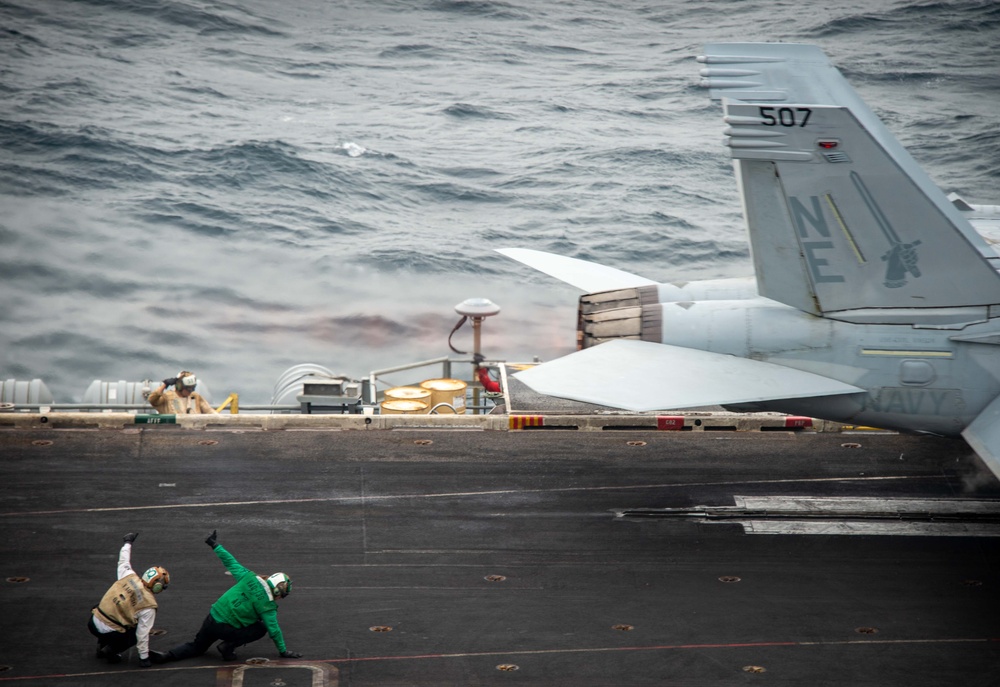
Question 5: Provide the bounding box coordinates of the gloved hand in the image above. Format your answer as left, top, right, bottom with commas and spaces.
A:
123, 532, 139, 544
205, 530, 218, 548
280, 650, 303, 658
139, 657, 151, 668
472, 353, 485, 368
162, 377, 178, 387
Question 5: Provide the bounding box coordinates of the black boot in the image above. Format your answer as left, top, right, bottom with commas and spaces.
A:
216, 642, 237, 661
95, 645, 122, 663
148, 650, 168, 664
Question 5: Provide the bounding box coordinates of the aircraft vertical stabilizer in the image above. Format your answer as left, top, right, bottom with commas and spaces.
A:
699, 44, 1000, 317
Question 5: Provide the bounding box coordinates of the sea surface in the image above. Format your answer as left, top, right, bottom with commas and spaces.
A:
2, 0, 998, 404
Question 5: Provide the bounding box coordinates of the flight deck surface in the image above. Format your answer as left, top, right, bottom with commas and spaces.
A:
1, 426, 999, 686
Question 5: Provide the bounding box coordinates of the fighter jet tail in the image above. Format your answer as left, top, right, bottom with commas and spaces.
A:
699, 43, 1000, 319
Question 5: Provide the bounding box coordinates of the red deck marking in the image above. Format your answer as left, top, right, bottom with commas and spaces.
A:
784, 416, 813, 428
657, 416, 685, 430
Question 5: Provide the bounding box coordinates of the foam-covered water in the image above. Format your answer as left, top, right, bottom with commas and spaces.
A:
2, 0, 998, 403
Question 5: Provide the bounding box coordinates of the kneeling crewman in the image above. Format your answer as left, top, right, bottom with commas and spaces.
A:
88, 532, 169, 667
160, 530, 301, 662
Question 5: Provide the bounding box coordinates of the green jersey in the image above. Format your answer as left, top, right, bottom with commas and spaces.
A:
208, 545, 287, 653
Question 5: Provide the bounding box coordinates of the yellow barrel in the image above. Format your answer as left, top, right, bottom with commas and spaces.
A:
419, 378, 467, 414
385, 386, 431, 404
380, 399, 429, 415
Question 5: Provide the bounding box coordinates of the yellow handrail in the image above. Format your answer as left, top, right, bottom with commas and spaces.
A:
215, 393, 239, 414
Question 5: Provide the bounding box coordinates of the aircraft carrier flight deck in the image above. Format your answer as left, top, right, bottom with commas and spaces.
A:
1, 396, 999, 686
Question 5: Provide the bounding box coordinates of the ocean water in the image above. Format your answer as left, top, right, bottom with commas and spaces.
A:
2, 0, 998, 404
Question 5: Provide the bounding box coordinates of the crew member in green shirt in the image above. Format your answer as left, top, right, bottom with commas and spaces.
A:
159, 530, 302, 662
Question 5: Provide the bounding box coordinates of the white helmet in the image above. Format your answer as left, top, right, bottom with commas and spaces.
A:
176, 371, 198, 391
265, 572, 291, 598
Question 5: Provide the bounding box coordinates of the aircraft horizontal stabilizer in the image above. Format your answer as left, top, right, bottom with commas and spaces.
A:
961, 395, 1000, 479
514, 339, 864, 412
497, 248, 656, 292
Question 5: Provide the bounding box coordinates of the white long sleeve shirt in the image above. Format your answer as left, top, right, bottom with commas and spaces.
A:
91, 542, 156, 659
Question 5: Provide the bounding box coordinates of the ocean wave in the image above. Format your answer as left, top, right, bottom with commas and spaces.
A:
811, 0, 1000, 40
895, 0, 1000, 30
379, 43, 448, 59
0, 120, 168, 193
426, 0, 530, 21
75, 0, 285, 38
442, 103, 514, 119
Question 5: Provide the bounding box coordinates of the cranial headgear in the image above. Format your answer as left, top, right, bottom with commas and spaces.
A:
265, 572, 291, 598
141, 566, 170, 594
176, 371, 198, 391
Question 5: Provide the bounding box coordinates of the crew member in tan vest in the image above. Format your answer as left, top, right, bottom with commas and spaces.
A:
88, 532, 170, 667
148, 370, 217, 414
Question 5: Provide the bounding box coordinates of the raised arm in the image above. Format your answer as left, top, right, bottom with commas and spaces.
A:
117, 532, 139, 580
205, 530, 248, 577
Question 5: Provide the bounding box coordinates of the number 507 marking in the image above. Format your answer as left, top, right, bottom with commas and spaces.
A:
759, 106, 812, 127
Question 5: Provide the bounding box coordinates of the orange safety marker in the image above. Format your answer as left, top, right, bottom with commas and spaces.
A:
656, 416, 685, 431
509, 415, 544, 430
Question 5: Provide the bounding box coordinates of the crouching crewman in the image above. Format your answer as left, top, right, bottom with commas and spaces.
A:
88, 532, 169, 667
158, 530, 301, 663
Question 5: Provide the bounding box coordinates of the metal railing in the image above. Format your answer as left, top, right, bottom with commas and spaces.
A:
0, 357, 502, 415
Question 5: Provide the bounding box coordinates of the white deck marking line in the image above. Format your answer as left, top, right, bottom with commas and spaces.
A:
736, 495, 1000, 513
0, 475, 940, 517
727, 496, 1000, 537
741, 521, 1000, 537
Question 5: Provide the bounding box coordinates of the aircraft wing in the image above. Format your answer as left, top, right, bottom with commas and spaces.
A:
496, 248, 656, 292
962, 395, 1000, 480
514, 339, 864, 412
